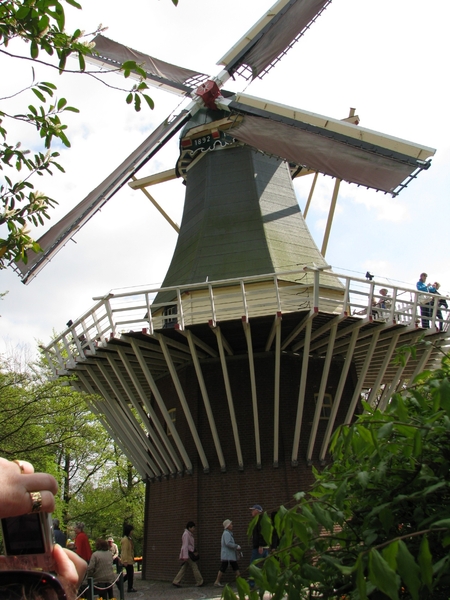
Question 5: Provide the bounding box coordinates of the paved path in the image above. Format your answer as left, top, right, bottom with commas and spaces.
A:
117, 572, 225, 600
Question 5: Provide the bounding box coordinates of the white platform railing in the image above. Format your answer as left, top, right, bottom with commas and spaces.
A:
42, 269, 449, 373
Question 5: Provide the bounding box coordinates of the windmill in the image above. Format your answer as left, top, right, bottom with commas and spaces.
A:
33, 0, 448, 583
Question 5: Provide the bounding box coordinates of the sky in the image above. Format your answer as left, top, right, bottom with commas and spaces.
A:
1, 0, 449, 359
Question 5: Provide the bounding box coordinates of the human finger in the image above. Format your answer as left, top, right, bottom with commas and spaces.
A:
24, 472, 58, 496
53, 544, 87, 592
3, 489, 56, 519
0, 458, 57, 519
12, 459, 34, 474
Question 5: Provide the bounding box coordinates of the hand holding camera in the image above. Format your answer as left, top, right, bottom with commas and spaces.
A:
0, 457, 87, 600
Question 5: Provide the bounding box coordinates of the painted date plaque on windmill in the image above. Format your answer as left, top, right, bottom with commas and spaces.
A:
182, 130, 233, 153
192, 135, 214, 150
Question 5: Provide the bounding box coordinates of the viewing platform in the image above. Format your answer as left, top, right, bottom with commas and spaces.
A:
41, 268, 450, 479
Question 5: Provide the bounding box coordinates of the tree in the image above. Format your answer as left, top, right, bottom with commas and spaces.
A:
0, 0, 177, 270
227, 345, 450, 599
0, 352, 145, 544
68, 450, 145, 552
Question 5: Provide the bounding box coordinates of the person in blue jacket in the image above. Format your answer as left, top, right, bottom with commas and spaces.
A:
213, 519, 241, 587
417, 272, 431, 328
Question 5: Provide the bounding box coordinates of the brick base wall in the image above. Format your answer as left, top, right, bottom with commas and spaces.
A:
142, 353, 357, 584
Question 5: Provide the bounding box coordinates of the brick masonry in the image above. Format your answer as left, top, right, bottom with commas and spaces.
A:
141, 352, 357, 584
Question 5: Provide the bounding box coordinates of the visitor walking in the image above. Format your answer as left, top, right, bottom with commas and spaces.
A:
172, 521, 203, 588
214, 519, 241, 587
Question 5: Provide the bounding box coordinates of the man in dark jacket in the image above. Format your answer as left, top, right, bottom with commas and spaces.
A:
249, 504, 268, 584
53, 518, 67, 548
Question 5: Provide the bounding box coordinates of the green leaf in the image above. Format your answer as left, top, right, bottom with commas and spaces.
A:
311, 502, 334, 531
293, 491, 305, 501
32, 88, 46, 103
377, 421, 394, 439
356, 555, 368, 600
290, 515, 309, 547
260, 512, 273, 546
379, 507, 394, 534
432, 555, 450, 579
126, 93, 133, 105
322, 554, 355, 576
368, 549, 399, 600
302, 562, 325, 583
235, 576, 250, 600
223, 585, 239, 600
300, 505, 319, 532
77, 53, 86, 71
15, 5, 30, 20
430, 518, 450, 529
58, 131, 71, 148
58, 51, 68, 72
396, 540, 420, 600
395, 394, 410, 421
412, 429, 422, 457
439, 378, 450, 416
30, 40, 39, 59
421, 481, 447, 496
38, 15, 50, 33
357, 470, 370, 488
334, 478, 347, 509
264, 556, 280, 589
418, 536, 433, 590
413, 369, 432, 384
249, 562, 264, 586
121, 60, 138, 70
143, 94, 155, 110
382, 540, 398, 571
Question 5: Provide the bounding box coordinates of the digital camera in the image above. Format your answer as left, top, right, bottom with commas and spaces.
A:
1, 512, 55, 572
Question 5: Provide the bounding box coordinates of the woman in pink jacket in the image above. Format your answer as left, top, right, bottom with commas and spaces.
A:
172, 521, 203, 587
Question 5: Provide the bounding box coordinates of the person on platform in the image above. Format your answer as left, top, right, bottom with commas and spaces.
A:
172, 521, 203, 588
417, 272, 432, 328
429, 281, 448, 331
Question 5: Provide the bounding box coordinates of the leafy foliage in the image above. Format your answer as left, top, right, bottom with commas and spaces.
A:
0, 0, 172, 269
226, 352, 450, 599
0, 352, 145, 546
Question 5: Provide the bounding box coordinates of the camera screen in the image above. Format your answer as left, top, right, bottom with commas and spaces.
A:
1, 514, 46, 555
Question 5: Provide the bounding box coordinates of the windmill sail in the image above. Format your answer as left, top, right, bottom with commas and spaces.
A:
227, 94, 435, 194
15, 110, 191, 284
12, 0, 435, 285
218, 0, 332, 79
90, 34, 209, 96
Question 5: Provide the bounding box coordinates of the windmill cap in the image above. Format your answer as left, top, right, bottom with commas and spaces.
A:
249, 504, 263, 512
223, 519, 232, 529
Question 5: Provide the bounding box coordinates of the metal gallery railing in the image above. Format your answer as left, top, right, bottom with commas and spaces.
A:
42, 268, 449, 374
